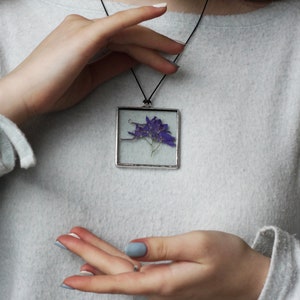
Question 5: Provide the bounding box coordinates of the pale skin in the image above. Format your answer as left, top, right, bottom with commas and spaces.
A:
57, 227, 270, 299
0, 0, 272, 123
0, 5, 183, 124
113, 0, 272, 14
0, 1, 272, 298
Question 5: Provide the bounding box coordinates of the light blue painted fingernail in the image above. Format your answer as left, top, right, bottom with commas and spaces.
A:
54, 240, 67, 250
60, 283, 75, 290
125, 242, 147, 258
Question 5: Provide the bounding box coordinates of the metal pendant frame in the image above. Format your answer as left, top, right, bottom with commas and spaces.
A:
116, 107, 180, 169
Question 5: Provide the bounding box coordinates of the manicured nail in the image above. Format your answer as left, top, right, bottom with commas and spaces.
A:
125, 242, 147, 258
54, 240, 67, 250
79, 271, 94, 276
153, 3, 167, 8
60, 283, 75, 290
175, 39, 186, 45
167, 59, 180, 68
68, 232, 80, 239
54, 233, 80, 250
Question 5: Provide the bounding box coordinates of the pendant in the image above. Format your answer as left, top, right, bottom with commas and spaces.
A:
116, 107, 180, 169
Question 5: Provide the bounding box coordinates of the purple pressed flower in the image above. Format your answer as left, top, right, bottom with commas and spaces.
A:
126, 116, 176, 155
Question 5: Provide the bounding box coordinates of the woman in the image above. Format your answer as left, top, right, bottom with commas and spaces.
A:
0, 0, 299, 299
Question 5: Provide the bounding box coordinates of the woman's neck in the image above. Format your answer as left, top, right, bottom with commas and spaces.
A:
110, 0, 272, 14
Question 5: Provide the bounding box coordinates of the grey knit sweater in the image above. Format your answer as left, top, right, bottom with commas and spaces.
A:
1, 1, 300, 299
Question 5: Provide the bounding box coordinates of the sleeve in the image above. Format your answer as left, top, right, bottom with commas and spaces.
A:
0, 115, 35, 176
253, 226, 300, 300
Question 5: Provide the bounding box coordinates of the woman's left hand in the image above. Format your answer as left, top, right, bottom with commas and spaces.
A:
56, 227, 270, 300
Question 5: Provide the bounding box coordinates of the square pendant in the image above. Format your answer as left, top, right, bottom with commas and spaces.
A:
116, 107, 180, 169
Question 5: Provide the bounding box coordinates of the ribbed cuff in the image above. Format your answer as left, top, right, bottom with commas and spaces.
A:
253, 226, 299, 300
0, 115, 35, 173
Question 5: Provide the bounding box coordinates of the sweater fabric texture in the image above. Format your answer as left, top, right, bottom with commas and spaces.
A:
1, 1, 300, 299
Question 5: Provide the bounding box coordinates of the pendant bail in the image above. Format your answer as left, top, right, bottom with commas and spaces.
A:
143, 99, 152, 108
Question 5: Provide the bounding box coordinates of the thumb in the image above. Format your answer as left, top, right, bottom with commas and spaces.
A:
125, 231, 206, 262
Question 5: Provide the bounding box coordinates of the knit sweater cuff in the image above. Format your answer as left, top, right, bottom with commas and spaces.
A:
0, 115, 35, 176
253, 226, 300, 300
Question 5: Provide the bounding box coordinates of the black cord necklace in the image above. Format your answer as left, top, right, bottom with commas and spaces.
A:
99, 0, 209, 169
101, 0, 209, 106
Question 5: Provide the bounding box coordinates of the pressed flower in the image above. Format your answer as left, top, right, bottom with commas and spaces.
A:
126, 116, 176, 155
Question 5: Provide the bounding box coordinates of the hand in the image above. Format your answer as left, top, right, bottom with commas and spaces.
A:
0, 5, 183, 124
56, 227, 270, 300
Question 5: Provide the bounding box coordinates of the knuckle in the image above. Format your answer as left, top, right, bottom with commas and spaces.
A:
153, 238, 169, 259
62, 14, 89, 27
63, 14, 81, 23
194, 231, 215, 255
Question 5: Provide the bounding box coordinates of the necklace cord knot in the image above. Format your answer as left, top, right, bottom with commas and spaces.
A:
143, 99, 152, 107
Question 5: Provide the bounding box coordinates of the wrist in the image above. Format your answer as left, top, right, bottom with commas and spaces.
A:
0, 75, 31, 124
246, 250, 271, 300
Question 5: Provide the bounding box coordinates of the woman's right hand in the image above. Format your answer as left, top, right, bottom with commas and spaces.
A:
0, 4, 184, 124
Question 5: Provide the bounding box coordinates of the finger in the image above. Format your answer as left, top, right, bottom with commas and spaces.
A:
107, 44, 179, 74
69, 227, 129, 259
55, 52, 136, 107
110, 25, 185, 55
126, 231, 211, 262
64, 261, 206, 296
87, 52, 137, 89
69, 226, 142, 268
63, 271, 158, 295
56, 234, 136, 274
88, 5, 168, 47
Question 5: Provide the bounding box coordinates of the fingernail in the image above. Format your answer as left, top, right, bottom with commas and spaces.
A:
54, 240, 67, 250
68, 232, 80, 239
153, 3, 167, 8
60, 283, 75, 290
167, 59, 180, 68
125, 242, 147, 258
54, 232, 80, 250
175, 39, 186, 45
79, 271, 94, 276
